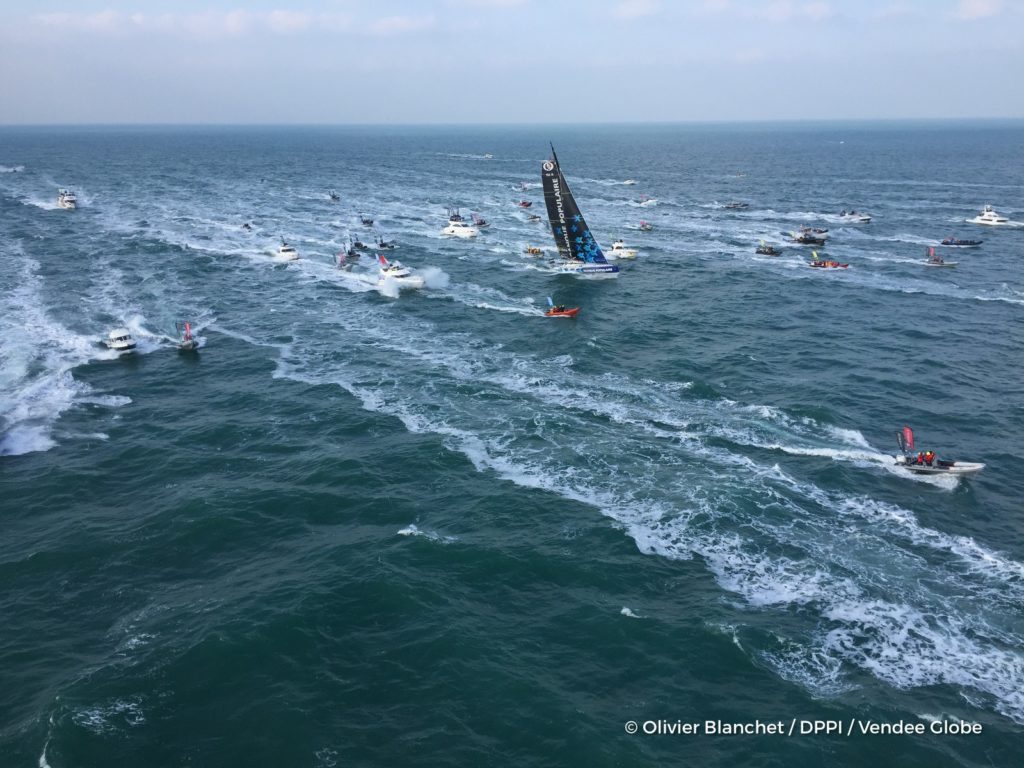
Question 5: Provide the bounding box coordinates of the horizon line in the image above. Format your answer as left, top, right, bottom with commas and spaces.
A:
3, 117, 1024, 129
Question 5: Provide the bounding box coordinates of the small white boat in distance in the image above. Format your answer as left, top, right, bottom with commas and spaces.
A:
105, 328, 136, 351
622, 179, 637, 185
967, 204, 1009, 226
57, 188, 77, 209
176, 321, 199, 351
378, 256, 425, 289
441, 220, 479, 238
895, 455, 984, 476
275, 241, 299, 261
608, 239, 637, 259
923, 247, 956, 268
838, 210, 871, 223
894, 425, 983, 479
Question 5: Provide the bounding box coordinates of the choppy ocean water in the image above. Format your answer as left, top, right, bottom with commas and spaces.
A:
1, 122, 1023, 767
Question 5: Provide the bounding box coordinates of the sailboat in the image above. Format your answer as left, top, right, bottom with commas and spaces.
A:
541, 145, 619, 276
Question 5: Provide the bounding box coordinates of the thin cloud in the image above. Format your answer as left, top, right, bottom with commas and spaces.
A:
954, 0, 1003, 20
28, 10, 351, 40
612, 0, 661, 18
368, 15, 437, 36
694, 1, 835, 22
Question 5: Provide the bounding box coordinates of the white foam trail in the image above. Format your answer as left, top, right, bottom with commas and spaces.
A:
0, 252, 129, 456
397, 524, 457, 544
620, 607, 642, 619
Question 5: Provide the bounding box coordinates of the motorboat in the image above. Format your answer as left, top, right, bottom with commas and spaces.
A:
724, 201, 749, 210
176, 321, 199, 351
895, 456, 984, 476
352, 239, 371, 251
622, 179, 637, 185
104, 327, 136, 351
809, 252, 848, 268
756, 243, 781, 256
894, 426, 982, 477
524, 246, 544, 256
360, 215, 374, 226
636, 195, 657, 207
447, 207, 464, 222
328, 190, 340, 202
275, 240, 299, 261
57, 188, 77, 209
838, 210, 871, 223
940, 237, 982, 247
378, 258, 425, 289
791, 232, 827, 246
527, 214, 542, 222
471, 213, 489, 228
638, 220, 653, 231
545, 305, 580, 318
967, 205, 1009, 226
923, 247, 956, 268
441, 220, 479, 238
608, 239, 637, 259
518, 200, 533, 208
376, 236, 397, 250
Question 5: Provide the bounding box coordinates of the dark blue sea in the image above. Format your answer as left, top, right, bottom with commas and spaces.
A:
2, 122, 1023, 767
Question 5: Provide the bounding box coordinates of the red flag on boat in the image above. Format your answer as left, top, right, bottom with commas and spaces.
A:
902, 426, 914, 451
378, 253, 389, 266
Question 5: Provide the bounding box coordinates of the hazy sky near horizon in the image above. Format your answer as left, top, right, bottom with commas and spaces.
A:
1, 0, 1022, 124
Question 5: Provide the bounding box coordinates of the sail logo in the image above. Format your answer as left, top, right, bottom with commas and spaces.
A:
550, 176, 573, 256
542, 161, 554, 171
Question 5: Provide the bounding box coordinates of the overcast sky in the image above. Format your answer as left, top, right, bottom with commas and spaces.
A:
1, 0, 1022, 124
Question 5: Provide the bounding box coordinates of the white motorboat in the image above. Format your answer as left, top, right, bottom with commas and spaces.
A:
378, 259, 425, 289
894, 426, 983, 479
104, 327, 136, 352
607, 239, 637, 260
622, 179, 638, 185
967, 205, 1009, 226
441, 220, 479, 238
894, 455, 984, 477
923, 247, 956, 268
838, 210, 871, 223
176, 321, 199, 351
57, 188, 77, 209
275, 241, 299, 261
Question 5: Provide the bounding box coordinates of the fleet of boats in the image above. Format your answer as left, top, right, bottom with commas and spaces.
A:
77, 159, 1006, 483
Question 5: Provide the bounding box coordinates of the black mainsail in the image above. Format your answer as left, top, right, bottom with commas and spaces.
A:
541, 146, 619, 274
